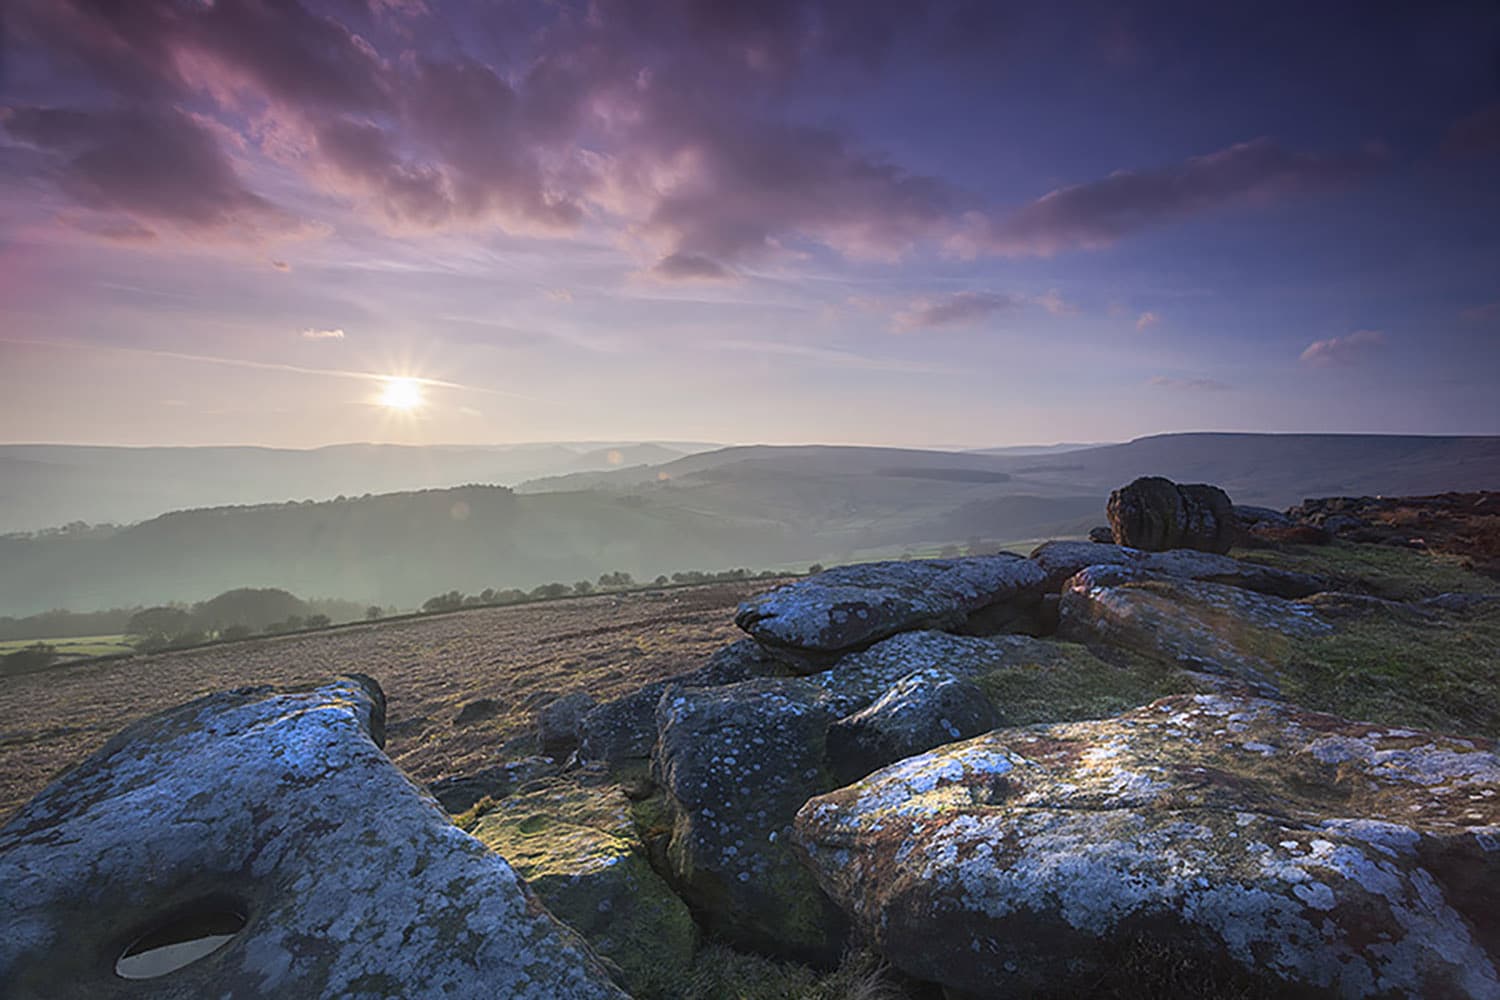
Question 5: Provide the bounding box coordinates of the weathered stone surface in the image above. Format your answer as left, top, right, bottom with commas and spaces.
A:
467, 779, 696, 998
1107, 476, 1237, 553
653, 678, 848, 963
825, 669, 997, 786
577, 639, 784, 770
1088, 525, 1115, 544
1029, 539, 1326, 597
0, 676, 626, 1000
735, 555, 1046, 670
1057, 565, 1332, 696
538, 691, 598, 757
795, 694, 1500, 999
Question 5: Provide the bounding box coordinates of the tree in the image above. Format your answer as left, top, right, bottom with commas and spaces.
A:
304, 614, 331, 629
597, 571, 634, 589
192, 588, 308, 633
653, 575, 669, 586
127, 606, 193, 642
422, 591, 465, 614
366, 605, 383, 621
807, 564, 824, 575
531, 582, 570, 600
221, 625, 253, 641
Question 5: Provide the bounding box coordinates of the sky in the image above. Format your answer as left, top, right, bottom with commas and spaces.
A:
0, 0, 1497, 449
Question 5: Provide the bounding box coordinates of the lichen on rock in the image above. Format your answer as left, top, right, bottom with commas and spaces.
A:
0, 676, 627, 1000
794, 693, 1500, 999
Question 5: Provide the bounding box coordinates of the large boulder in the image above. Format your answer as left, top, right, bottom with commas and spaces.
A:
0, 676, 626, 1000
1029, 540, 1326, 597
466, 778, 696, 999
735, 555, 1046, 671
647, 628, 1186, 962
1057, 565, 1333, 696
795, 694, 1500, 999
652, 677, 849, 963
1107, 476, 1237, 554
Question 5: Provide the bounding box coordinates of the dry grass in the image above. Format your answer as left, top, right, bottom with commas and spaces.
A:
0, 581, 786, 822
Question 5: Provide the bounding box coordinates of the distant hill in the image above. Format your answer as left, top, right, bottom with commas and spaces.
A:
2, 433, 1495, 616
0, 441, 712, 534
987, 433, 1500, 506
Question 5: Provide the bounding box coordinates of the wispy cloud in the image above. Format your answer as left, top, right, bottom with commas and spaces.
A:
1460, 302, 1500, 323
0, 337, 527, 396
1300, 329, 1385, 367
1136, 311, 1160, 330
892, 291, 1020, 331
713, 339, 959, 374
1149, 375, 1230, 391
301, 328, 345, 340
1035, 289, 1078, 315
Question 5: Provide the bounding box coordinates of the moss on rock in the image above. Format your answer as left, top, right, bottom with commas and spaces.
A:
469, 779, 696, 998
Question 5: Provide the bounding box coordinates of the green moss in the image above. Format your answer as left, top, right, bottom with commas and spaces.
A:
1280, 602, 1500, 737
976, 642, 1196, 727
1236, 541, 1494, 602
468, 781, 696, 998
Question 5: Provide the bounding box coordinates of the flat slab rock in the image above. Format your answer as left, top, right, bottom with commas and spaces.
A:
735, 555, 1045, 669
1029, 540, 1326, 598
0, 676, 626, 1000
1057, 564, 1333, 696
795, 694, 1500, 999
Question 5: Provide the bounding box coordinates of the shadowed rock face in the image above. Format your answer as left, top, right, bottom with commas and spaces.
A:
1108, 476, 1237, 554
735, 555, 1046, 670
794, 694, 1500, 999
0, 676, 626, 1000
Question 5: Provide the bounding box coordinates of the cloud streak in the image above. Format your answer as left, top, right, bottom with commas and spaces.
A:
892, 291, 1020, 331
1300, 329, 1385, 367
954, 138, 1381, 257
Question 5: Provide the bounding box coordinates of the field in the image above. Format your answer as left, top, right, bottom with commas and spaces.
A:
0, 634, 134, 659
0, 580, 781, 822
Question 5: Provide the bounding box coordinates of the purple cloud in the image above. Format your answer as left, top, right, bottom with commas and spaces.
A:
1135, 310, 1160, 330
0, 105, 299, 239
648, 253, 735, 282
892, 291, 1020, 331
1444, 104, 1500, 157
3, 2, 1387, 269
1461, 302, 1500, 323
956, 138, 1382, 257
1300, 329, 1385, 367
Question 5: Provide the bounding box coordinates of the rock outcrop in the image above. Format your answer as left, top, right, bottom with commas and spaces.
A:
735, 555, 1046, 669
0, 676, 626, 1000
1107, 475, 1237, 554
795, 694, 1500, 999
538, 691, 598, 757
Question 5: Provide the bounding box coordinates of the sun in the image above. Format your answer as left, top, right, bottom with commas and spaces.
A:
378, 376, 424, 411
